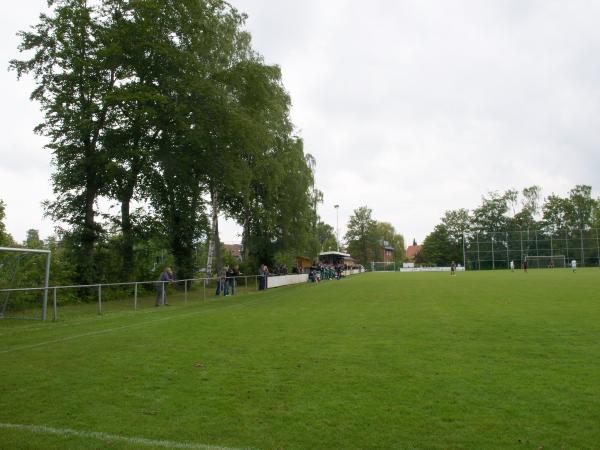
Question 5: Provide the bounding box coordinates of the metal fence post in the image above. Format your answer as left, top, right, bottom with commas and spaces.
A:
506, 232, 509, 269
580, 228, 585, 267
520, 231, 523, 266
596, 228, 600, 267
184, 280, 188, 303
491, 234, 495, 270
134, 282, 138, 311
42, 252, 51, 321
462, 233, 466, 269
245, 276, 248, 294
98, 285, 102, 315
476, 233, 481, 270
203, 279, 206, 301
53, 287, 57, 321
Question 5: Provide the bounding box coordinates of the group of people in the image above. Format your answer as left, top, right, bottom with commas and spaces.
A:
510, 258, 578, 272
216, 265, 241, 296
154, 264, 243, 306
308, 263, 344, 283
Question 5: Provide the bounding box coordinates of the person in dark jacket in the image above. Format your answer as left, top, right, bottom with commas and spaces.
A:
156, 267, 174, 306
226, 266, 236, 295
216, 266, 229, 296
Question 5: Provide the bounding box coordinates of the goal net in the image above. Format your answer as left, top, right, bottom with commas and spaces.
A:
371, 262, 396, 272
0, 247, 51, 320
525, 255, 566, 269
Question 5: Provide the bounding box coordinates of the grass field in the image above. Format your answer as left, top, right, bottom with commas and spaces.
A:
1, 269, 600, 449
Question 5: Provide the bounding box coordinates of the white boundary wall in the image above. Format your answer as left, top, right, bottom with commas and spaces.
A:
267, 274, 309, 288
266, 269, 363, 289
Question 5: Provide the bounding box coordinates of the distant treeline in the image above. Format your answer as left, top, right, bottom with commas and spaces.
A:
420, 185, 600, 266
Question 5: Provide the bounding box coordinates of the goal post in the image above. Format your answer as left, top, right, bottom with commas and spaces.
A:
525, 255, 566, 269
0, 247, 51, 321
371, 261, 396, 272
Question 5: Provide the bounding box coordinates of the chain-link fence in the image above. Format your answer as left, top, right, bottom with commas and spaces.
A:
463, 229, 600, 270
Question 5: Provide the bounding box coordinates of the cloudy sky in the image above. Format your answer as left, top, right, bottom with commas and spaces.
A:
2, 1, 600, 246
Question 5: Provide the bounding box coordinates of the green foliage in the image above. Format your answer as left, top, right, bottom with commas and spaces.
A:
374, 222, 405, 263
472, 191, 509, 232
11, 1, 319, 284
440, 208, 470, 244
345, 206, 379, 265
0, 200, 14, 246
421, 224, 461, 266
425, 185, 600, 266
317, 221, 337, 252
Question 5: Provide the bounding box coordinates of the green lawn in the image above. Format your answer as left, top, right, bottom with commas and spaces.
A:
1, 269, 600, 449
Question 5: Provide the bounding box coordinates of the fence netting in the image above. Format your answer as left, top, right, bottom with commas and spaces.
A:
464, 229, 600, 270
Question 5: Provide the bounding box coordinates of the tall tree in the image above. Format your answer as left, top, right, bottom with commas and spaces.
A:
317, 221, 337, 252
568, 185, 595, 230
11, 0, 123, 284
345, 206, 378, 265
440, 208, 471, 244
0, 200, 14, 246
472, 192, 509, 232
421, 224, 460, 266
521, 185, 542, 217
374, 222, 405, 263
542, 194, 573, 233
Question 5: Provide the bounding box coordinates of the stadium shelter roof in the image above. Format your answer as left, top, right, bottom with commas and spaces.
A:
319, 251, 351, 258
319, 251, 356, 266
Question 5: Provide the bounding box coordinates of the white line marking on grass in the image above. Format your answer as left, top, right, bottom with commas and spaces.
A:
0, 295, 268, 355
0, 423, 252, 450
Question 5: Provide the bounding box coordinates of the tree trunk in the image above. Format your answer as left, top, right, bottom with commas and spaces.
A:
206, 187, 221, 275
80, 171, 98, 286
242, 215, 251, 261
120, 195, 134, 281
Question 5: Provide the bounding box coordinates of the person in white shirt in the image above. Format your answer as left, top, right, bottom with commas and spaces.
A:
510, 260, 515, 272
571, 259, 577, 272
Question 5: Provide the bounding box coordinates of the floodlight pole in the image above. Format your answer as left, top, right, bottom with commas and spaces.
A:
334, 204, 340, 252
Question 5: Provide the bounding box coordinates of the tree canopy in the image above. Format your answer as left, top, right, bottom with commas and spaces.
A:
11, 0, 321, 282
421, 185, 600, 266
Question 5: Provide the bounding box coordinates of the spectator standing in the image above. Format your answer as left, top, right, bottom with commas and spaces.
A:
226, 265, 236, 295
216, 265, 229, 296
258, 264, 267, 290
156, 267, 174, 306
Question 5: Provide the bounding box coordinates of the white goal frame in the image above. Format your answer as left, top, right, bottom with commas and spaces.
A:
524, 255, 566, 269
371, 261, 396, 272
0, 247, 51, 321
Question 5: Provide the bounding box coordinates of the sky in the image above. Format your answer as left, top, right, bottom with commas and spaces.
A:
2, 1, 600, 247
